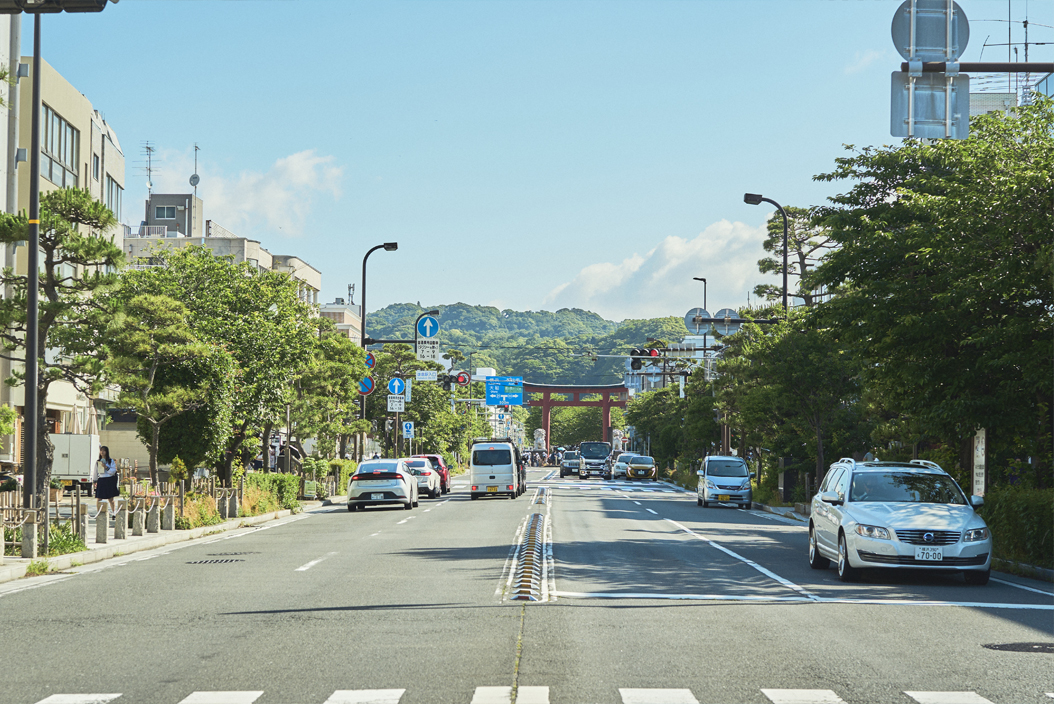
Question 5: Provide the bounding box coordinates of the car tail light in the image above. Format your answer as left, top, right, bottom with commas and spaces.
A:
507, 485, 513, 490
472, 486, 478, 491
422, 470, 431, 475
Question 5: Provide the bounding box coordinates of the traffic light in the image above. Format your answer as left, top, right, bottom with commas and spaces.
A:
442, 375, 453, 391
647, 347, 661, 358
630, 348, 644, 370
456, 371, 471, 387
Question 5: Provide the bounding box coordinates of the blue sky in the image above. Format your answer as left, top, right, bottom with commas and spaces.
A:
33, 0, 1052, 320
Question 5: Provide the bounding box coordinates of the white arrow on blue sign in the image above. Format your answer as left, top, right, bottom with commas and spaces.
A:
402, 421, 414, 439
416, 315, 440, 339
387, 378, 406, 395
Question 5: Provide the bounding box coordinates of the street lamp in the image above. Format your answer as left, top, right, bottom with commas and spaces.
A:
692, 277, 706, 311
360, 242, 398, 348
744, 193, 789, 312
0, 0, 120, 514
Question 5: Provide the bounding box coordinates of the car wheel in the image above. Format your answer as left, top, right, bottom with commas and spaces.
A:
808, 525, 830, 570
347, 503, 355, 512
412, 496, 420, 508
404, 500, 412, 510
431, 487, 440, 499
470, 494, 479, 500
697, 497, 703, 507
742, 502, 752, 510
964, 568, 990, 586
837, 533, 859, 582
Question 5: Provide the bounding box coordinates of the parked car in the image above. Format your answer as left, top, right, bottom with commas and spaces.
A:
403, 458, 442, 499
610, 454, 635, 479
697, 455, 753, 509
559, 451, 580, 478
808, 458, 992, 585
469, 439, 523, 499
411, 454, 451, 494
625, 455, 656, 480
347, 459, 418, 511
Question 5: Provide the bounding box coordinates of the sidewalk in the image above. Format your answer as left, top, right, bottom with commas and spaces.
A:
0, 500, 322, 585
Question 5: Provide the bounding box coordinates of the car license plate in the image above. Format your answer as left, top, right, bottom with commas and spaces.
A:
717, 494, 730, 501
62, 480, 73, 487
370, 493, 384, 500
915, 546, 943, 562
487, 486, 497, 492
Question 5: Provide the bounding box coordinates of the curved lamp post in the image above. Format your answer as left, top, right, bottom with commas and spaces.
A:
360, 242, 398, 347
744, 193, 789, 312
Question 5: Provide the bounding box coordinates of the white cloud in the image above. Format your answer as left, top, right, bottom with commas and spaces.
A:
542, 219, 778, 320
149, 148, 343, 239
844, 49, 886, 75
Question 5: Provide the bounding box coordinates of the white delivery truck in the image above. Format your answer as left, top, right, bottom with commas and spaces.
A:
49, 434, 101, 493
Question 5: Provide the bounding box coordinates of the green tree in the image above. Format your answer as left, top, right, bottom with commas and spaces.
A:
753, 206, 836, 307
0, 189, 123, 496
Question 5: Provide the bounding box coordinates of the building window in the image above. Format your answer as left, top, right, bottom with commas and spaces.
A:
92, 154, 100, 180
155, 205, 175, 220
41, 104, 79, 189
106, 176, 123, 220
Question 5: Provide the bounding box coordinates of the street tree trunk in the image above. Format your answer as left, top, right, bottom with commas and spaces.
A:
149, 422, 161, 486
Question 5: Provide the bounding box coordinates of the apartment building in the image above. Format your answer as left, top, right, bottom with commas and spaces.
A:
319, 297, 362, 344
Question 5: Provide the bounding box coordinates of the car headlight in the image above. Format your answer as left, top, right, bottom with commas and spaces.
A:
705, 480, 716, 489
855, 524, 890, 540
964, 527, 989, 542
740, 480, 751, 490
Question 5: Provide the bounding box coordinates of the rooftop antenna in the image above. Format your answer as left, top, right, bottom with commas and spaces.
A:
189, 143, 200, 197
141, 141, 156, 197
348, 283, 356, 306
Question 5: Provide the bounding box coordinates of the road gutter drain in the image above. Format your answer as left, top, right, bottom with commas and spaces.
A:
510, 513, 546, 601
186, 559, 245, 564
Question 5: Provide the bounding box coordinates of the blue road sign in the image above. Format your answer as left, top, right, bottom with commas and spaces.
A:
417, 315, 440, 339
402, 421, 414, 439
365, 352, 376, 370
485, 376, 523, 406
387, 378, 406, 396
358, 377, 375, 396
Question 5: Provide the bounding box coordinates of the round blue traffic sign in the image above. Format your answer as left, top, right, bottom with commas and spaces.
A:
358, 377, 375, 395
387, 378, 406, 395
416, 315, 440, 339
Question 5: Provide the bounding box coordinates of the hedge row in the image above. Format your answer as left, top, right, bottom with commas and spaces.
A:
979, 486, 1053, 570
245, 473, 301, 511
328, 459, 358, 495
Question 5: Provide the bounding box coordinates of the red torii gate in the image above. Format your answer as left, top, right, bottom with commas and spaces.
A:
522, 382, 629, 449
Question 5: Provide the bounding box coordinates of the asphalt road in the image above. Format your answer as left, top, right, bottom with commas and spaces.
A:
1, 468, 1051, 704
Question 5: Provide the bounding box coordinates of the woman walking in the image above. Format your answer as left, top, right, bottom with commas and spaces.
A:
93, 445, 119, 515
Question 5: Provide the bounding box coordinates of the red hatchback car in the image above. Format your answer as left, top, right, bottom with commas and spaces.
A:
411, 454, 451, 494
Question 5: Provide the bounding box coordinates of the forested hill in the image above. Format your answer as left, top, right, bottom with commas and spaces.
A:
364, 303, 689, 386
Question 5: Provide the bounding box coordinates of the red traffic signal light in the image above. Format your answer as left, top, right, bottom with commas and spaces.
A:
648, 348, 661, 357
456, 371, 471, 387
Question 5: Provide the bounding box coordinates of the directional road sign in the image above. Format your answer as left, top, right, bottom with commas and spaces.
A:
387, 395, 405, 412
387, 378, 406, 396
365, 352, 376, 370
417, 315, 440, 339
358, 377, 375, 396
485, 376, 523, 406
405, 379, 412, 403
416, 339, 440, 362
416, 370, 438, 382
403, 421, 414, 439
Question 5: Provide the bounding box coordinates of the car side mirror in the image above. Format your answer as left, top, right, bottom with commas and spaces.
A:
970, 495, 984, 510
820, 490, 842, 506
696, 470, 705, 476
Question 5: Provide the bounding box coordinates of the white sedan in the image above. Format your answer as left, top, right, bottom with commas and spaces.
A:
611, 455, 635, 479
347, 459, 419, 511
403, 457, 442, 499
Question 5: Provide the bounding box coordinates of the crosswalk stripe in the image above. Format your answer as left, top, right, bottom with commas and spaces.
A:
324, 690, 405, 703
177, 693, 263, 704
516, 686, 550, 703
762, 690, 846, 704
36, 697, 122, 704
904, 693, 995, 704
471, 686, 512, 703
619, 688, 699, 704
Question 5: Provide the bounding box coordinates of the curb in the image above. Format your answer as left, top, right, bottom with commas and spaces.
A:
993, 558, 1054, 583
0, 505, 312, 585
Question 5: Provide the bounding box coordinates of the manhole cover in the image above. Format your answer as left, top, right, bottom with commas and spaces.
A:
982, 642, 1054, 653
186, 559, 245, 564
207, 552, 259, 556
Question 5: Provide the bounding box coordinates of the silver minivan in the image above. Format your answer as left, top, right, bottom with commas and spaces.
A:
469, 440, 522, 500
697, 455, 752, 509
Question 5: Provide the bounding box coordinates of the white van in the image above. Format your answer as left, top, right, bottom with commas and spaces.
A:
469, 439, 523, 500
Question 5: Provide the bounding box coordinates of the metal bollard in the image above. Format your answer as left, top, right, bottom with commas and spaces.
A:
114, 500, 127, 540
228, 490, 238, 520
20, 510, 36, 558
147, 497, 160, 533
132, 500, 144, 536
77, 505, 88, 539
162, 499, 174, 530
96, 505, 109, 544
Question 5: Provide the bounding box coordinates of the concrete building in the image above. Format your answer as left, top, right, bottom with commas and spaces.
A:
970, 92, 1018, 117
126, 193, 321, 305
319, 298, 362, 344
0, 52, 126, 471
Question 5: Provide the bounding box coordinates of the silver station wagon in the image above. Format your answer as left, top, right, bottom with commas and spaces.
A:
808, 459, 993, 584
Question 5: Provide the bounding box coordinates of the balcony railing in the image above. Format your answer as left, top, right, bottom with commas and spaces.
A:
206, 220, 238, 239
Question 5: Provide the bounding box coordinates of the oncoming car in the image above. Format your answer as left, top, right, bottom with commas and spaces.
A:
697, 455, 752, 509
559, 451, 580, 478
610, 454, 635, 479
347, 459, 418, 511
625, 455, 656, 480
809, 459, 993, 584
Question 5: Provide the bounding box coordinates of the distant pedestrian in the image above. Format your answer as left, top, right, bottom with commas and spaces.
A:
93, 445, 119, 515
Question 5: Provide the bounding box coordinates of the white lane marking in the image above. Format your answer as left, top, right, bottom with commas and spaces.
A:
37, 696, 123, 704
497, 515, 530, 598
178, 693, 264, 704
471, 686, 512, 703
555, 591, 809, 602
645, 508, 658, 515
517, 686, 550, 703
295, 552, 337, 572
324, 690, 405, 703
991, 577, 1054, 596
904, 693, 995, 704
370, 532, 380, 537
816, 598, 1053, 610
633, 501, 641, 506
397, 516, 417, 524
665, 518, 819, 601
1046, 694, 1054, 699
619, 688, 699, 703
423, 509, 432, 513
762, 690, 846, 704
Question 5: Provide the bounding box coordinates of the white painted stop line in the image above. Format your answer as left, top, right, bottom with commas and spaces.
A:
619, 689, 699, 704
904, 694, 995, 704
762, 690, 845, 704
